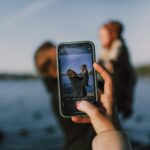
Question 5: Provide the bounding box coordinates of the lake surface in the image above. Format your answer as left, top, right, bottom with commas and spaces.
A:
0, 78, 150, 149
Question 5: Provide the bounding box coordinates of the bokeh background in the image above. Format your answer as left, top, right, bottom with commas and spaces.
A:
0, 0, 150, 150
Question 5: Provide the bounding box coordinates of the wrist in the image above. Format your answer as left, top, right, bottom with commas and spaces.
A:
95, 118, 116, 134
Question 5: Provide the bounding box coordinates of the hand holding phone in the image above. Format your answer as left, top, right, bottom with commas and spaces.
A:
72, 63, 122, 134
57, 41, 98, 117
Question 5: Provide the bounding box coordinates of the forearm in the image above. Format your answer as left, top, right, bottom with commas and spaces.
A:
92, 130, 132, 150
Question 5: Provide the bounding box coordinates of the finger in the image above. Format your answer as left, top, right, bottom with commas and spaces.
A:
98, 89, 103, 106
76, 100, 99, 118
71, 116, 91, 123
98, 89, 103, 97
93, 63, 112, 84
93, 63, 113, 95
76, 100, 111, 134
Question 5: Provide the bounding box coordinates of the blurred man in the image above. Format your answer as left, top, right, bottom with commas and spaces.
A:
34, 41, 95, 150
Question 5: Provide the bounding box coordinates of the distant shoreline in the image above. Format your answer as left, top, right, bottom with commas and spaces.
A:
0, 74, 39, 80
0, 65, 150, 80
135, 64, 150, 77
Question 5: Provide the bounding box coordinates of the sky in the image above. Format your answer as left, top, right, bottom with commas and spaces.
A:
0, 0, 150, 73
60, 54, 92, 74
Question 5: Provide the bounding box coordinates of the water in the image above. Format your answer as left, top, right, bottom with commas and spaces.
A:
123, 78, 150, 144
0, 80, 64, 150
0, 78, 150, 149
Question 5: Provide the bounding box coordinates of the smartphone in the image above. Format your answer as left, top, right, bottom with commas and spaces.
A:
57, 41, 98, 118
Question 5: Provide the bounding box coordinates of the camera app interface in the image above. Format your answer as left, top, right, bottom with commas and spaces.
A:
59, 44, 96, 115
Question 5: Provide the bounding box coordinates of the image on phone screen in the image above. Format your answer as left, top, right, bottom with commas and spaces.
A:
58, 42, 97, 117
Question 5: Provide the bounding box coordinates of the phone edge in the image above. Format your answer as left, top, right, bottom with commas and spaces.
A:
56, 41, 98, 118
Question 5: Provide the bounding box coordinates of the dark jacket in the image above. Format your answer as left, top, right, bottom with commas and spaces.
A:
69, 76, 87, 97
98, 40, 136, 118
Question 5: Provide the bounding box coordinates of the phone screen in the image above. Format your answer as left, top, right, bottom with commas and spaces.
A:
58, 42, 98, 117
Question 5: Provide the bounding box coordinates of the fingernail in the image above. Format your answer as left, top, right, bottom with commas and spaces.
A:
78, 100, 87, 109
93, 63, 97, 66
76, 101, 81, 108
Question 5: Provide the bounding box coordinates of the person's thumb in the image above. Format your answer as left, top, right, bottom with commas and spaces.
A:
76, 100, 100, 119
76, 100, 115, 134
